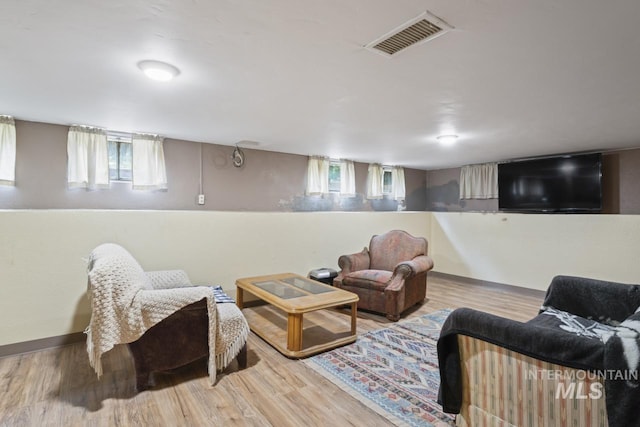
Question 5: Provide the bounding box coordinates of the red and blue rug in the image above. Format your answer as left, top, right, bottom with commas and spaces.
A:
304, 309, 455, 427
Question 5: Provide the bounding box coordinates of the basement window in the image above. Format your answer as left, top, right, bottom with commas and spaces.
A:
382, 168, 393, 194
328, 161, 341, 193
108, 132, 132, 181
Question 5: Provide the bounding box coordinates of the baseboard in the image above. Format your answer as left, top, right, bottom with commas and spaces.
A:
429, 271, 546, 299
0, 331, 85, 358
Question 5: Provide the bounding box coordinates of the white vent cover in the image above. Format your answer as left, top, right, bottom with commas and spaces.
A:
365, 11, 453, 57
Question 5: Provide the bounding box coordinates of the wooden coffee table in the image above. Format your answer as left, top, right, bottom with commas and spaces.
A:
235, 273, 358, 358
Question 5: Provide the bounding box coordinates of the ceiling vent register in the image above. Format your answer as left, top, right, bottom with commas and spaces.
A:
366, 11, 453, 56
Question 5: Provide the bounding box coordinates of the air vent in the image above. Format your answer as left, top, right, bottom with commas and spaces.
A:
365, 11, 453, 57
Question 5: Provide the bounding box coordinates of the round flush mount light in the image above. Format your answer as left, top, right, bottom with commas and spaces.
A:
137, 60, 180, 82
437, 134, 459, 145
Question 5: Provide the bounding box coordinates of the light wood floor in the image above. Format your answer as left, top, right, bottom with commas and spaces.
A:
0, 275, 543, 427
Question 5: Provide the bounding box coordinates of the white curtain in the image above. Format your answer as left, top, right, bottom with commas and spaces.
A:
339, 159, 355, 196
306, 156, 329, 195
366, 163, 383, 199
0, 116, 16, 186
132, 133, 167, 190
67, 125, 110, 189
460, 162, 498, 199
391, 166, 406, 200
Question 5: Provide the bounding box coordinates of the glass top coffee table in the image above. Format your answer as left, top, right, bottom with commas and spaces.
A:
235, 272, 359, 358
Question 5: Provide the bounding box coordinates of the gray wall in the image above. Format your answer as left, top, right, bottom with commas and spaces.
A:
0, 120, 426, 212
425, 167, 498, 212
424, 150, 640, 214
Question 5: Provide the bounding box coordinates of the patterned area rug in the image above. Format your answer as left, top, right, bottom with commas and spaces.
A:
304, 309, 455, 427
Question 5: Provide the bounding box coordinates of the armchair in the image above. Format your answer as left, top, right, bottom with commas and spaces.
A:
86, 243, 249, 390
437, 275, 640, 427
334, 230, 434, 321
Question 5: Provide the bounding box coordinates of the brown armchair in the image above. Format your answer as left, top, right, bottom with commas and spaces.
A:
86, 243, 249, 391
334, 230, 434, 321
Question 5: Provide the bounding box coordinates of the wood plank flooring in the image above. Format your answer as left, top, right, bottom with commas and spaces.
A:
0, 275, 544, 426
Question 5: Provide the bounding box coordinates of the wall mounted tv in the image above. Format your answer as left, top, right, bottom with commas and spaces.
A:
498, 153, 602, 213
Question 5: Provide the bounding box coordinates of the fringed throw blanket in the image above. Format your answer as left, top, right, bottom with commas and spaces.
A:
84, 243, 248, 385
437, 275, 640, 427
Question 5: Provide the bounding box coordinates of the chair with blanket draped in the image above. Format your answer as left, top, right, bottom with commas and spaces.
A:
437, 275, 640, 427
333, 230, 434, 321
85, 243, 249, 390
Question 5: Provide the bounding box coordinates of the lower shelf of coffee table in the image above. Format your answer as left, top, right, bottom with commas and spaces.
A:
241, 303, 357, 358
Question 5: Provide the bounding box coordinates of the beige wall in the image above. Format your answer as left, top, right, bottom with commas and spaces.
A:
4, 208, 640, 346
0, 210, 430, 346
430, 212, 640, 290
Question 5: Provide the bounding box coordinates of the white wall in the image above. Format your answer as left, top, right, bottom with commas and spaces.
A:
0, 210, 430, 346
430, 212, 640, 290
4, 209, 640, 347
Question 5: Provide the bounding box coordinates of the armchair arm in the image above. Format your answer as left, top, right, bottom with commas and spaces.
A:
392, 255, 434, 279
542, 275, 640, 322
337, 247, 370, 275
437, 307, 604, 413
145, 270, 192, 290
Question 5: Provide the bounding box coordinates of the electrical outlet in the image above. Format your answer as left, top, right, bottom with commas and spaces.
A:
197, 194, 205, 205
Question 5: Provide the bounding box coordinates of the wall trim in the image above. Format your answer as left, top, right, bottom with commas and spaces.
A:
0, 331, 85, 359
430, 271, 546, 299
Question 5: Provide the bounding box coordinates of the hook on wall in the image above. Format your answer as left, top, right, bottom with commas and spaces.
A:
232, 144, 245, 167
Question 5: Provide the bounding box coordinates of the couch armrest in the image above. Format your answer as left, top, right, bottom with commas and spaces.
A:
392, 255, 434, 279
337, 247, 370, 275
543, 275, 640, 322
146, 270, 192, 289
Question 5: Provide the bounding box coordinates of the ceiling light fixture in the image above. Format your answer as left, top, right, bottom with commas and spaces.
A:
437, 134, 459, 145
137, 60, 180, 82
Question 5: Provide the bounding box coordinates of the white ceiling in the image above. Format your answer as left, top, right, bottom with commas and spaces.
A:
2, 0, 640, 170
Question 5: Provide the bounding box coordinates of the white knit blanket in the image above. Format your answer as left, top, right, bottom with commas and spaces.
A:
84, 243, 247, 385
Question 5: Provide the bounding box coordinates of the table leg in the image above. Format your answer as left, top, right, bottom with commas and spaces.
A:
236, 287, 244, 309
287, 313, 303, 351
350, 302, 357, 335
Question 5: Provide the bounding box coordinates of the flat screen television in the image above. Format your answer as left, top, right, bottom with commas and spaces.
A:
498, 153, 602, 213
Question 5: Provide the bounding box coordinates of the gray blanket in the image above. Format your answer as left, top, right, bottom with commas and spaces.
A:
437, 275, 640, 427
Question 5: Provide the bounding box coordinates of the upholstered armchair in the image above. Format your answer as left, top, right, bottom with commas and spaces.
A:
438, 275, 640, 427
334, 230, 434, 321
86, 243, 249, 391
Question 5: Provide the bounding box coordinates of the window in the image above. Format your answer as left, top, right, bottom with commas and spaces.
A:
382, 168, 393, 194
108, 133, 132, 181
328, 162, 341, 192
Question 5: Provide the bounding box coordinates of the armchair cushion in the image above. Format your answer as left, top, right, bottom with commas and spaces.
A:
341, 270, 392, 291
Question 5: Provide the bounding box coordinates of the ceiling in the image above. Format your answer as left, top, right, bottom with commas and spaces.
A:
2, 0, 640, 170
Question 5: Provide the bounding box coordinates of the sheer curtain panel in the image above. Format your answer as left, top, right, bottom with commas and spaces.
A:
391, 166, 406, 200
132, 133, 167, 190
0, 116, 16, 186
339, 159, 356, 196
460, 163, 498, 199
366, 163, 383, 199
306, 156, 329, 195
67, 125, 110, 189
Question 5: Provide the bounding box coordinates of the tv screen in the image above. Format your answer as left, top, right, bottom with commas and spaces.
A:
498, 153, 602, 213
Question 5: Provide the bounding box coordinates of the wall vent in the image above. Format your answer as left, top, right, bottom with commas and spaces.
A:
365, 11, 453, 57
